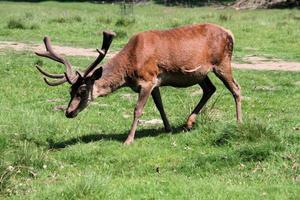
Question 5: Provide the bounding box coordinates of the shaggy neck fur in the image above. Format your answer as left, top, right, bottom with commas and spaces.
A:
93, 52, 129, 97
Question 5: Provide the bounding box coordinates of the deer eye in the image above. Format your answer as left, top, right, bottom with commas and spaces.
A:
78, 88, 87, 96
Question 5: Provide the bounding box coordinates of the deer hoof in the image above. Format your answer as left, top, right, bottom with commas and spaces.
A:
183, 125, 192, 132
185, 114, 196, 130
165, 126, 173, 133
124, 138, 134, 145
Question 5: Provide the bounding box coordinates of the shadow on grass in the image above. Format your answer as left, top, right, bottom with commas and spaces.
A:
48, 125, 184, 149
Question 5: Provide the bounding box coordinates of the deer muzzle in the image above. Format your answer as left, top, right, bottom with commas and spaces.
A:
65, 110, 78, 118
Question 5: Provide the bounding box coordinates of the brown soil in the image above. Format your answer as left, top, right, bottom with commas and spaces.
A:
232, 56, 300, 72
0, 41, 99, 57
1, 41, 300, 72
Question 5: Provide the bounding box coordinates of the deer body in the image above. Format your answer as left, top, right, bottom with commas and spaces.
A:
36, 23, 241, 145
99, 24, 229, 90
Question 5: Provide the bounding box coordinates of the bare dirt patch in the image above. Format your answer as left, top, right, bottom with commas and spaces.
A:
233, 56, 300, 72
138, 119, 163, 127
0, 41, 114, 58
52, 105, 66, 112
0, 41, 96, 57
1, 41, 300, 72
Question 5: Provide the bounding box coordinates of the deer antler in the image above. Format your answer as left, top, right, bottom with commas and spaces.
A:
36, 65, 65, 79
83, 31, 116, 77
35, 31, 115, 86
35, 36, 76, 86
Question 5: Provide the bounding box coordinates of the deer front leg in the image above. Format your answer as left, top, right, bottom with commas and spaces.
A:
124, 83, 154, 145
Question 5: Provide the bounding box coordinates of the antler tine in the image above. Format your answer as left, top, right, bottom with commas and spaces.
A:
35, 36, 76, 84
43, 77, 67, 86
36, 65, 65, 79
101, 31, 116, 53
44, 37, 75, 78
83, 31, 116, 77
35, 37, 64, 63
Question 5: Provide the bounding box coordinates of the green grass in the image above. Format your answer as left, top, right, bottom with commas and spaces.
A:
0, 50, 299, 199
0, 1, 300, 199
0, 1, 299, 60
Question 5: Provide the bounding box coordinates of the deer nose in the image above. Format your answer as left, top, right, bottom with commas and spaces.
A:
65, 110, 76, 118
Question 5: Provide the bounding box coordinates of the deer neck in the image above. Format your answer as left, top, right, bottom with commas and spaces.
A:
92, 56, 127, 97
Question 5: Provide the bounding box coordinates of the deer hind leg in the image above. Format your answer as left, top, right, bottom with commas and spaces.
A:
185, 76, 216, 130
151, 87, 172, 132
213, 62, 242, 123
124, 82, 154, 145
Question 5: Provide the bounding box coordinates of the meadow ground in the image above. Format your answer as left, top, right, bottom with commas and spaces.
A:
0, 1, 299, 199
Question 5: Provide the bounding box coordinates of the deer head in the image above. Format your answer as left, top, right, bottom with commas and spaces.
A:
35, 31, 116, 118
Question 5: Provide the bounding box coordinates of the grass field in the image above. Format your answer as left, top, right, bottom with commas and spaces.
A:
0, 1, 300, 199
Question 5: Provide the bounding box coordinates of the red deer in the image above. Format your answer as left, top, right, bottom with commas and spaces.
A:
35, 23, 242, 145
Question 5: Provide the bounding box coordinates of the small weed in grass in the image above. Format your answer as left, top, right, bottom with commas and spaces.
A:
24, 12, 33, 19
0, 166, 12, 195
0, 135, 7, 151
50, 16, 67, 23
183, 17, 193, 25
238, 121, 280, 142
7, 18, 26, 29
50, 15, 82, 24
219, 14, 232, 22
0, 140, 49, 195
169, 18, 182, 28
200, 13, 215, 20
115, 17, 135, 27
195, 153, 236, 170
96, 16, 112, 24
237, 144, 272, 162
0, 165, 27, 196
213, 120, 280, 146
293, 15, 300, 20
114, 29, 128, 39
213, 129, 235, 146
13, 146, 44, 169
7, 15, 39, 30
72, 15, 82, 23
55, 174, 109, 199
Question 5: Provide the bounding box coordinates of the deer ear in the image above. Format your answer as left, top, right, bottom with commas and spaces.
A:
91, 67, 103, 81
